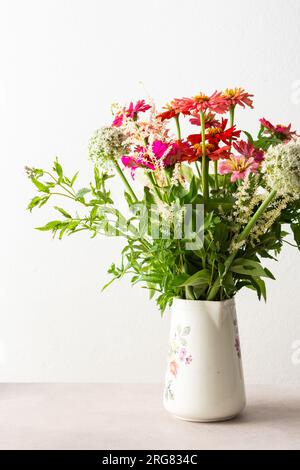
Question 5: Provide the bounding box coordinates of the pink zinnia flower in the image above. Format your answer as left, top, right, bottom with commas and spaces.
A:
121, 146, 155, 173
259, 118, 297, 141
171, 97, 195, 115
219, 155, 260, 182
112, 100, 151, 127
222, 87, 254, 109
233, 140, 264, 162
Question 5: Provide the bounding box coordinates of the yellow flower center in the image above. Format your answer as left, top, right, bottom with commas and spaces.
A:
193, 93, 209, 102
207, 127, 222, 136
223, 87, 240, 98
229, 156, 248, 171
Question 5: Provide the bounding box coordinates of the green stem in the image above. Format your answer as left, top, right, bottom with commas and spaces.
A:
195, 161, 202, 179
223, 105, 236, 191
229, 105, 235, 129
207, 188, 277, 300
200, 111, 209, 202
114, 160, 138, 202
232, 188, 277, 248
51, 192, 76, 200
146, 172, 163, 201
45, 172, 76, 198
214, 161, 219, 190
174, 115, 181, 140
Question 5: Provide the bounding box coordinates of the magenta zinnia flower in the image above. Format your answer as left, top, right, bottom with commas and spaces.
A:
259, 118, 297, 141
233, 140, 264, 162
219, 155, 260, 182
112, 100, 151, 127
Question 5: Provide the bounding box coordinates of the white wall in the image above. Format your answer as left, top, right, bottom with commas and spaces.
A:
0, 0, 299, 384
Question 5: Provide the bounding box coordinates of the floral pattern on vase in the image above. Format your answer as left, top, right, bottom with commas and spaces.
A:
233, 318, 241, 359
164, 325, 192, 401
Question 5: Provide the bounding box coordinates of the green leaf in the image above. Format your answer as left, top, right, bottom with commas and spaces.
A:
205, 196, 235, 211
242, 130, 254, 144
90, 206, 98, 221
76, 188, 91, 199
54, 206, 72, 218
27, 196, 42, 211
71, 171, 79, 186
229, 258, 269, 278
32, 178, 50, 193
263, 267, 275, 280
141, 274, 162, 284
252, 277, 267, 301
173, 273, 189, 286
36, 220, 63, 231
178, 269, 210, 287
94, 167, 101, 190
291, 223, 300, 248
38, 196, 50, 208
124, 191, 134, 207
67, 220, 80, 230
58, 226, 68, 239
184, 176, 198, 203
53, 159, 63, 178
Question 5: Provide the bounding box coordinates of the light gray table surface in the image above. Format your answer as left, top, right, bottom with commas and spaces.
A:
0, 384, 299, 450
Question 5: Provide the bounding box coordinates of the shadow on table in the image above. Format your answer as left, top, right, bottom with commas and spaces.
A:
232, 399, 300, 425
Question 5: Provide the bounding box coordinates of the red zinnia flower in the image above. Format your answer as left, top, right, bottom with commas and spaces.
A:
172, 140, 198, 164
222, 87, 254, 109
187, 119, 240, 159
189, 111, 220, 127
156, 103, 179, 121
192, 91, 229, 114
206, 119, 241, 146
188, 135, 231, 161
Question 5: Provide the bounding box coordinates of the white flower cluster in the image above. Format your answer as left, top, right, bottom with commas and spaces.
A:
249, 194, 293, 246
88, 126, 130, 171
262, 138, 300, 195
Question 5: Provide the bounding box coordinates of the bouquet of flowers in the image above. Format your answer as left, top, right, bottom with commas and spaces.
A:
26, 88, 300, 312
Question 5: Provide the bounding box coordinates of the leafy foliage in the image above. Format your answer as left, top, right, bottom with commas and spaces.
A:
26, 154, 299, 313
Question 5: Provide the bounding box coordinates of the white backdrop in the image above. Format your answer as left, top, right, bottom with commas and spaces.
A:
0, 0, 300, 384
